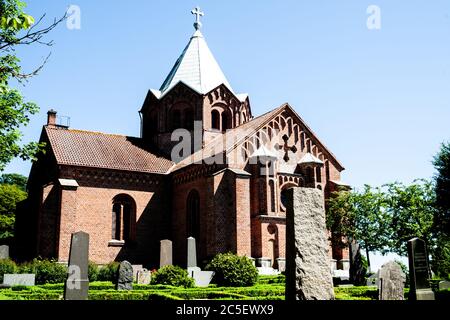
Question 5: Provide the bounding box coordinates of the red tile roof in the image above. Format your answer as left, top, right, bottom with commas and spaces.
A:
45, 127, 174, 174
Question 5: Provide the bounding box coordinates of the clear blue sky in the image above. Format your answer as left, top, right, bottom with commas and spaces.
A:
5, 0, 450, 191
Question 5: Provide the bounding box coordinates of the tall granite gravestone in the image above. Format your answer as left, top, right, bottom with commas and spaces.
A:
187, 237, 197, 268
378, 261, 405, 300
160, 239, 173, 268
285, 187, 335, 300
64, 231, 89, 300
0, 245, 9, 260
407, 238, 435, 300
117, 261, 133, 290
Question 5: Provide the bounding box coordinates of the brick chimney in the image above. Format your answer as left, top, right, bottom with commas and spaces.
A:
47, 109, 57, 127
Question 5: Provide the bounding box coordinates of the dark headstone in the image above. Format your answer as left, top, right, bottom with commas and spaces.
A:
64, 231, 89, 300
378, 261, 405, 300
117, 261, 133, 290
349, 241, 366, 285
187, 237, 197, 268
160, 239, 173, 268
0, 245, 9, 260
407, 237, 435, 300
285, 187, 335, 300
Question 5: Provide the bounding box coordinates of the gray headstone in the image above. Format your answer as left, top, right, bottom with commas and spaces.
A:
64, 231, 89, 300
439, 280, 450, 291
0, 245, 9, 260
407, 238, 435, 300
188, 267, 214, 288
132, 265, 144, 280
136, 269, 151, 285
187, 237, 197, 268
276, 258, 286, 273
285, 187, 335, 300
117, 261, 133, 290
378, 261, 405, 300
3, 274, 35, 286
160, 239, 173, 268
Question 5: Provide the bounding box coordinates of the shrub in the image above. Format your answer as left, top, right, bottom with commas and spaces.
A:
206, 253, 258, 287
151, 265, 194, 288
19, 259, 67, 284
97, 262, 120, 282
0, 259, 17, 283
88, 262, 99, 282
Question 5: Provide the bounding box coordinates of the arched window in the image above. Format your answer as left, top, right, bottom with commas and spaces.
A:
300, 132, 305, 151
172, 110, 181, 129
316, 166, 322, 183
242, 112, 247, 123
280, 189, 288, 210
222, 112, 230, 132
186, 190, 200, 240
111, 194, 136, 242
184, 108, 194, 130
269, 180, 276, 212
306, 167, 314, 184
211, 110, 220, 130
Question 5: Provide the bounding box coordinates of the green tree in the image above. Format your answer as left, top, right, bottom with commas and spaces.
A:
432, 142, 450, 279
383, 180, 437, 257
0, 0, 65, 171
326, 185, 391, 271
433, 142, 450, 234
0, 173, 27, 190
0, 183, 26, 239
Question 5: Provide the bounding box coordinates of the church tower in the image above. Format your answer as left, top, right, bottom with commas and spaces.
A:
140, 7, 252, 157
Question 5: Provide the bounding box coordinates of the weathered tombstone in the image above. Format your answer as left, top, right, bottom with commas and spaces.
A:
64, 231, 89, 300
160, 239, 173, 268
187, 237, 197, 268
131, 265, 144, 280
276, 258, 286, 273
408, 238, 435, 300
378, 261, 405, 300
0, 245, 9, 260
285, 187, 335, 300
349, 241, 366, 285
3, 274, 35, 286
187, 267, 214, 287
116, 261, 133, 290
136, 269, 151, 285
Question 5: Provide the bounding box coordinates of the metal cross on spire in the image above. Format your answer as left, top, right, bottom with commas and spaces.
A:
191, 6, 204, 30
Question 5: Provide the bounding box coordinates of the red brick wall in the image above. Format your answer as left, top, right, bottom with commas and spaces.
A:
252, 218, 286, 267
172, 174, 209, 266
234, 174, 251, 257
57, 186, 161, 264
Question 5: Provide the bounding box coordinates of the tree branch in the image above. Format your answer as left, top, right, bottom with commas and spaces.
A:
0, 13, 67, 51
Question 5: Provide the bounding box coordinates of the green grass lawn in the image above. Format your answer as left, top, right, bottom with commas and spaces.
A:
0, 275, 448, 300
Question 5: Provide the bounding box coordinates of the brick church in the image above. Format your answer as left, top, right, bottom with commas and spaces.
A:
15, 8, 349, 270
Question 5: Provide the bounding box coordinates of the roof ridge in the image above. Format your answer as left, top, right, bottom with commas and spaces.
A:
45, 126, 132, 138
